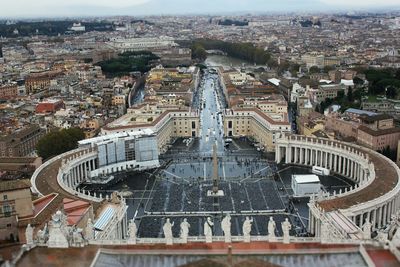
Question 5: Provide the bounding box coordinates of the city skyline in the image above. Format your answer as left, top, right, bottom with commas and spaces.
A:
2, 0, 400, 18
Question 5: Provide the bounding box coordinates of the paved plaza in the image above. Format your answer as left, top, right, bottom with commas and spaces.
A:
81, 71, 354, 239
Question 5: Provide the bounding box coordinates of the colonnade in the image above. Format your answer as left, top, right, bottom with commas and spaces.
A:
276, 134, 400, 236
60, 149, 98, 189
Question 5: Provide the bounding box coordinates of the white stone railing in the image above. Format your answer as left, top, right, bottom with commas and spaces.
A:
57, 149, 103, 203
89, 235, 373, 246
57, 167, 103, 203
30, 147, 89, 197
278, 135, 375, 202
279, 134, 400, 234
343, 151, 400, 215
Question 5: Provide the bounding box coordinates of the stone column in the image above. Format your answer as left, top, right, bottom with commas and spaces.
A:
285, 146, 290, 164
332, 154, 336, 172
372, 209, 377, 229
387, 201, 392, 223
300, 148, 304, 165
305, 149, 309, 165
338, 156, 342, 175
276, 146, 280, 163
382, 204, 387, 226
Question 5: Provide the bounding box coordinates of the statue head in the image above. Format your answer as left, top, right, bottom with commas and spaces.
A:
207, 217, 212, 222
183, 218, 187, 222
246, 216, 250, 220
166, 218, 170, 223
269, 216, 274, 221
285, 218, 289, 222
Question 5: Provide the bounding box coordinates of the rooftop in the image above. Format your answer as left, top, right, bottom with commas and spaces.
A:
318, 148, 398, 211
0, 179, 31, 192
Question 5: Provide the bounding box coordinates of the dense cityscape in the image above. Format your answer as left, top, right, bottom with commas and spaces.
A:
0, 2, 400, 266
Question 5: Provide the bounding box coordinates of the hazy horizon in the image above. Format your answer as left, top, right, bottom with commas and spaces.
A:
1, 0, 400, 19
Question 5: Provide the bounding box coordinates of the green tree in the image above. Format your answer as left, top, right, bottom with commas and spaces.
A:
191, 43, 207, 61
347, 87, 354, 102
309, 66, 320, 74
323, 66, 335, 73
37, 128, 85, 160
353, 76, 364, 87
386, 86, 397, 99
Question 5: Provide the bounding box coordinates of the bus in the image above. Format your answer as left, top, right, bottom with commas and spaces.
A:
312, 166, 330, 176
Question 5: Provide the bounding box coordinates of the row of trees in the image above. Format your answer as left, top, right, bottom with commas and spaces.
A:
96, 51, 159, 77
315, 87, 363, 113
0, 20, 114, 37
191, 39, 274, 66
37, 128, 85, 160
364, 68, 400, 98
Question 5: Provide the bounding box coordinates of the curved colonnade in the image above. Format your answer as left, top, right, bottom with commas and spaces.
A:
276, 134, 400, 237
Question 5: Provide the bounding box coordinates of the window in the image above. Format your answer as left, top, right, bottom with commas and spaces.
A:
3, 195, 7, 201
3, 204, 11, 216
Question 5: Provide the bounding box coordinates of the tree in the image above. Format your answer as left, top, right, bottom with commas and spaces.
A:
191, 43, 207, 61
353, 76, 364, 87
347, 87, 354, 102
309, 66, 320, 74
386, 86, 398, 99
37, 128, 85, 160
323, 66, 335, 73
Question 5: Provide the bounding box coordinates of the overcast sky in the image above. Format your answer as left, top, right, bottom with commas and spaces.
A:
1, 0, 399, 18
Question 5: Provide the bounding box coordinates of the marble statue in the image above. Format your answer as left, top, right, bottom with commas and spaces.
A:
71, 226, 85, 247
282, 218, 292, 244
85, 218, 94, 241
37, 223, 48, 245
163, 218, 174, 245
110, 191, 120, 204
204, 217, 214, 243
25, 224, 34, 245
128, 219, 138, 244
180, 218, 190, 243
221, 214, 232, 243
242, 216, 253, 243
362, 221, 372, 240
268, 216, 277, 242
48, 210, 69, 248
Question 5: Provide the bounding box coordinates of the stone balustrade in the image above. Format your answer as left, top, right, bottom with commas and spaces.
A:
276, 134, 400, 237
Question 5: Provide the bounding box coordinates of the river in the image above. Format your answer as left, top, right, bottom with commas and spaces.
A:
205, 55, 251, 68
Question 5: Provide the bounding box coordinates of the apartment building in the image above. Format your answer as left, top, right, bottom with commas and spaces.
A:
0, 125, 45, 157
101, 103, 199, 154
0, 179, 32, 241
357, 114, 400, 151
224, 108, 291, 151
0, 83, 18, 99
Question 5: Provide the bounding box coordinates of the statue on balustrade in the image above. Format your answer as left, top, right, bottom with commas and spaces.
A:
71, 226, 85, 247
85, 218, 95, 241
48, 210, 69, 248
242, 216, 253, 243
221, 214, 232, 243
204, 217, 214, 243
180, 218, 190, 243
282, 218, 292, 244
128, 219, 137, 244
268, 216, 277, 242
36, 223, 48, 245
25, 224, 34, 246
163, 218, 174, 245
362, 221, 372, 240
